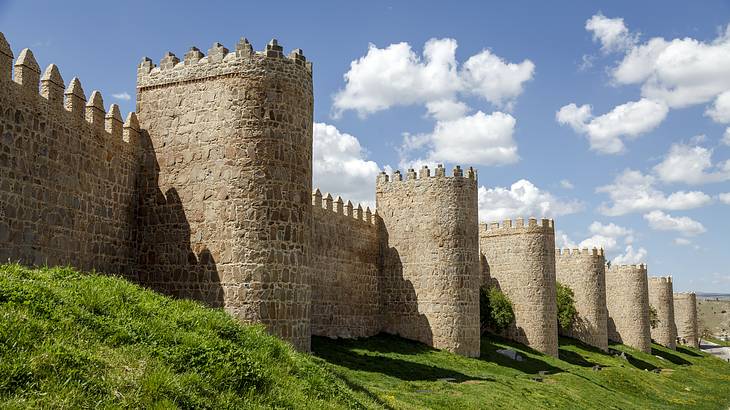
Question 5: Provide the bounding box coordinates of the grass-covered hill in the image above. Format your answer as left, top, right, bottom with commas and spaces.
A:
2, 264, 730, 409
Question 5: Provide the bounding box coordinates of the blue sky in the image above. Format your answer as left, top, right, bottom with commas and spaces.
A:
1, 1, 729, 292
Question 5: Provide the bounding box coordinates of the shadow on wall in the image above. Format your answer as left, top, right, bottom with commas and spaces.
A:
134, 131, 224, 308
607, 317, 620, 343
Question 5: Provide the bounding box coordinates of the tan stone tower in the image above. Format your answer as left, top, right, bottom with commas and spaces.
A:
648, 276, 677, 350
606, 264, 651, 353
674, 292, 699, 348
480, 218, 558, 357
556, 248, 608, 351
376, 165, 481, 357
135, 39, 314, 351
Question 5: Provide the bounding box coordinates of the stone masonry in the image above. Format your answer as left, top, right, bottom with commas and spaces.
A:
556, 248, 608, 351
674, 292, 699, 349
606, 264, 651, 353
480, 219, 559, 357
648, 276, 677, 350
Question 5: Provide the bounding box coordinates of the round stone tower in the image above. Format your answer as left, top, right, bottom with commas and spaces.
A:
556, 248, 608, 351
606, 264, 651, 353
674, 292, 699, 348
135, 39, 313, 351
376, 165, 481, 357
479, 218, 558, 357
648, 276, 677, 350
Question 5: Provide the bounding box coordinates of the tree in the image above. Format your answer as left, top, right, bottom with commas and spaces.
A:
649, 305, 660, 329
480, 286, 515, 334
556, 282, 578, 331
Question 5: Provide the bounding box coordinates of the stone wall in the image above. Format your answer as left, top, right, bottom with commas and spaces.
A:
556, 248, 608, 351
674, 292, 698, 348
135, 39, 313, 351
480, 218, 558, 357
648, 276, 676, 350
310, 190, 382, 338
0, 34, 141, 276
606, 264, 651, 353
376, 165, 481, 357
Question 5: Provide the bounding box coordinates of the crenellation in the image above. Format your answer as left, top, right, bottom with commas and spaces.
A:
207, 42, 229, 63
235, 37, 253, 58
407, 168, 417, 180
184, 47, 204, 65
105, 104, 123, 139
85, 90, 106, 130
335, 196, 344, 214
64, 77, 86, 119
265, 38, 283, 57
324, 193, 334, 211
0, 32, 11, 81
40, 64, 64, 105
356, 204, 363, 220
312, 189, 323, 207
159, 51, 180, 70
419, 165, 430, 178
122, 112, 140, 144
14, 48, 40, 89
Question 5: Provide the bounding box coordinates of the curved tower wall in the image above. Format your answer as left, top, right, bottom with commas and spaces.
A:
674, 292, 699, 348
135, 39, 313, 351
479, 218, 558, 357
556, 248, 608, 351
649, 276, 676, 350
376, 165, 481, 357
606, 264, 651, 353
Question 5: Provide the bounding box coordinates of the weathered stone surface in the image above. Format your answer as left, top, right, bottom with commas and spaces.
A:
649, 276, 677, 350
480, 218, 559, 357
673, 292, 699, 348
556, 248, 608, 351
606, 264, 651, 353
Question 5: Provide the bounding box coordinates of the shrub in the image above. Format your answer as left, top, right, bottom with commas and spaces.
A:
649, 305, 660, 329
479, 286, 515, 334
556, 282, 578, 331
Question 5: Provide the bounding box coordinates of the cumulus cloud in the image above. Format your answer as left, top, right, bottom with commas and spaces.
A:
674, 237, 692, 246
313, 123, 380, 207
596, 169, 712, 216
585, 13, 637, 53
643, 210, 706, 236
112, 92, 131, 101
705, 90, 730, 123
560, 179, 575, 189
556, 230, 577, 249
577, 221, 634, 251
477, 179, 583, 222
653, 143, 730, 185
333, 38, 534, 117
719, 193, 730, 204
612, 245, 648, 265
556, 99, 668, 154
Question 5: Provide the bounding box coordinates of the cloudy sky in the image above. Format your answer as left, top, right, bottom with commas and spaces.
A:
2, 1, 729, 292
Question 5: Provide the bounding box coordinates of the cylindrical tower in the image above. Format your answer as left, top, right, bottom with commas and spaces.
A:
376, 165, 480, 357
556, 248, 608, 351
674, 292, 699, 348
649, 277, 676, 350
606, 264, 651, 353
135, 39, 313, 351
479, 218, 558, 357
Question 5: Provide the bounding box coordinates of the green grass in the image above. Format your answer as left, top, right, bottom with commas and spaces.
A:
3, 263, 730, 409
0, 264, 377, 409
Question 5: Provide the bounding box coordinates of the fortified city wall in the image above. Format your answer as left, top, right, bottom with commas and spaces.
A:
0, 34, 141, 277
135, 39, 313, 351
674, 292, 699, 348
310, 190, 382, 338
480, 218, 558, 357
606, 264, 651, 353
376, 165, 481, 357
648, 276, 677, 350
555, 248, 608, 351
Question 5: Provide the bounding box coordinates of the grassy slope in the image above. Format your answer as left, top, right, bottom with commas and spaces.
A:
3, 264, 730, 409
0, 264, 377, 409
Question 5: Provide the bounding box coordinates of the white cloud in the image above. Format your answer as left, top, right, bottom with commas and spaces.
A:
588, 221, 633, 238
653, 143, 730, 185
579, 234, 618, 251
425, 99, 470, 121
477, 179, 583, 222
560, 179, 575, 189
556, 99, 668, 154
719, 193, 730, 204
577, 221, 635, 252
313, 123, 380, 207
674, 237, 692, 246
556, 230, 577, 249
112, 92, 131, 101
612, 245, 647, 265
643, 210, 706, 236
723, 128, 730, 146
597, 169, 712, 216
585, 13, 637, 53
706, 90, 730, 123
332, 38, 534, 117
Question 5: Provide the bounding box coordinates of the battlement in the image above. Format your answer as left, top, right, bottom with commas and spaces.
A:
376, 164, 477, 185
136, 38, 312, 89
0, 33, 141, 155
608, 264, 647, 273
556, 247, 605, 257
480, 218, 554, 235
312, 189, 377, 227
649, 276, 672, 284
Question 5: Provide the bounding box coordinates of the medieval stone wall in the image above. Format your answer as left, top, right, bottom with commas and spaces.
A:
674, 292, 699, 348
376, 165, 481, 357
606, 264, 651, 353
135, 39, 313, 351
0, 34, 141, 277
555, 248, 608, 351
479, 218, 558, 356
310, 190, 382, 338
648, 276, 676, 349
